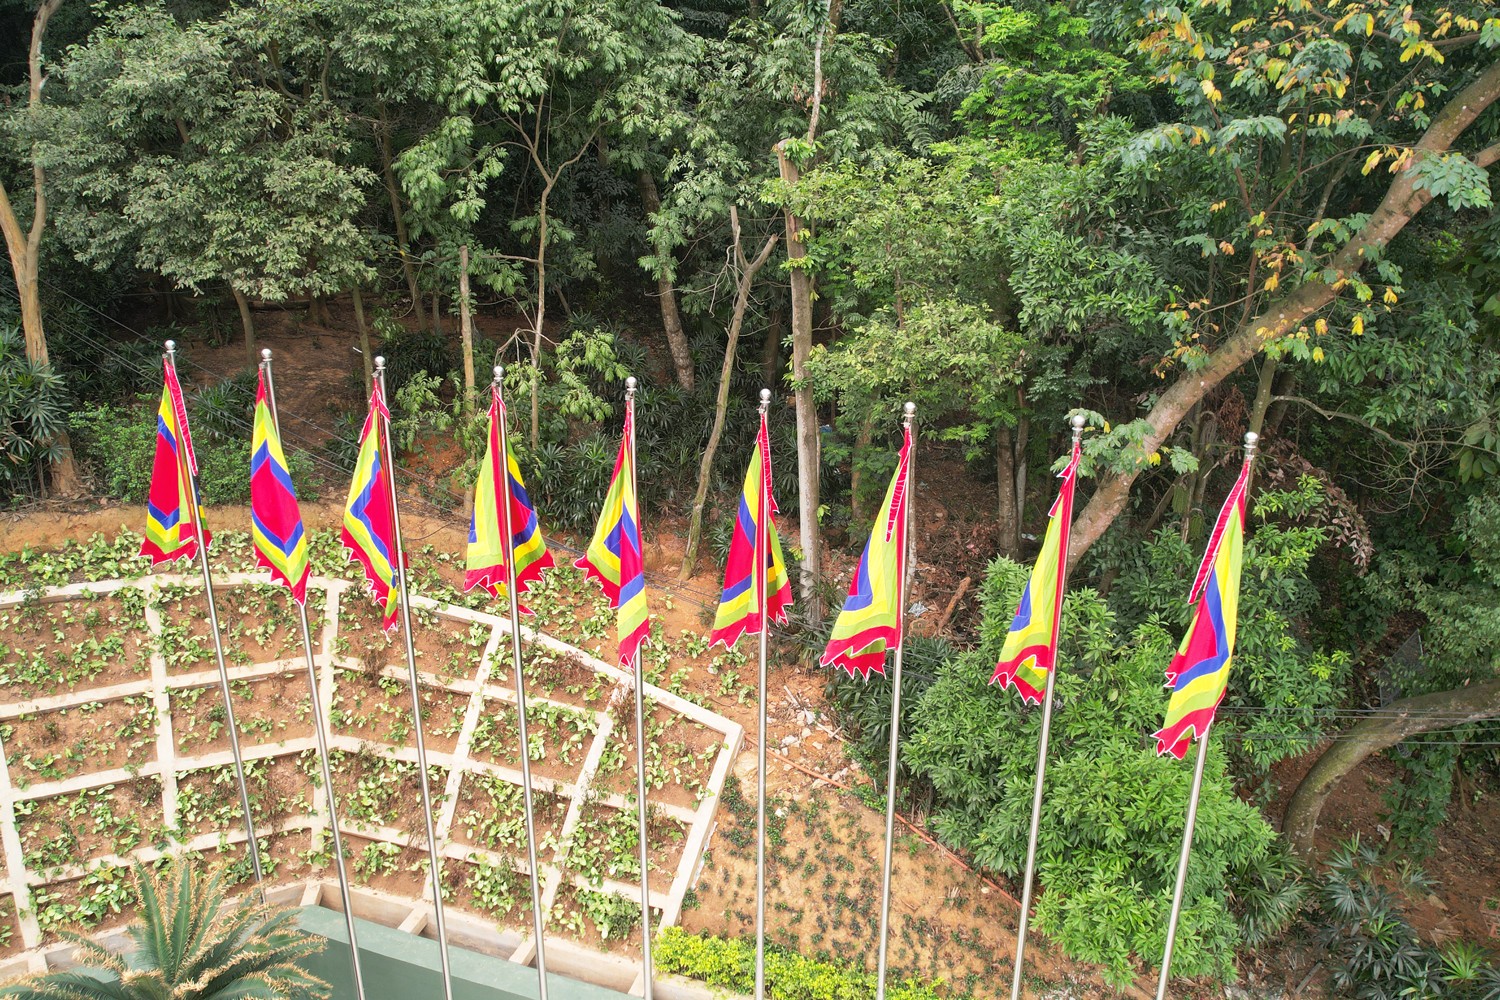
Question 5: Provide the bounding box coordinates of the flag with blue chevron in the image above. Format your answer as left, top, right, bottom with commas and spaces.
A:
1153, 460, 1251, 759
140, 358, 209, 565
821, 426, 910, 679
711, 412, 792, 649
341, 381, 402, 631
465, 386, 555, 613
576, 396, 649, 667
250, 370, 310, 605
990, 437, 1082, 704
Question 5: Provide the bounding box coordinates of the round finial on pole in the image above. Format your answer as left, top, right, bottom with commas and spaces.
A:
164, 339, 176, 354
493, 365, 504, 384
626, 376, 637, 392
903, 401, 916, 427
759, 388, 772, 409
374, 355, 386, 371
1244, 430, 1259, 459
261, 348, 273, 362
1071, 413, 1086, 431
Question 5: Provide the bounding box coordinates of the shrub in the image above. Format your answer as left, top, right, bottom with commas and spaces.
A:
654, 926, 946, 1000
0, 319, 69, 503
70, 402, 316, 506
902, 557, 1291, 988
1315, 837, 1500, 999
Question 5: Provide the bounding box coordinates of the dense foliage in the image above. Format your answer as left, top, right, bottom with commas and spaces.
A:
903, 478, 1340, 985
2, 0, 1499, 991
655, 926, 945, 1000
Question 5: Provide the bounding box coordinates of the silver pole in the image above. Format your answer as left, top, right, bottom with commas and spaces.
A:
1155, 431, 1257, 1000
374, 356, 455, 1000
875, 401, 916, 1000
754, 387, 771, 1000
494, 366, 551, 1000
625, 376, 656, 1000
164, 340, 265, 898
1009, 413, 1087, 1000
261, 350, 367, 1000
1155, 727, 1210, 1000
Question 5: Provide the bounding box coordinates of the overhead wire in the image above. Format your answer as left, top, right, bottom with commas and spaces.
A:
12, 284, 1500, 748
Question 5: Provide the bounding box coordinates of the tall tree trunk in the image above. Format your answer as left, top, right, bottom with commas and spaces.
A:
680, 211, 779, 580
1067, 59, 1500, 562
996, 425, 1020, 558
1013, 406, 1029, 534
1264, 367, 1296, 438
308, 292, 328, 326
636, 169, 694, 390
459, 245, 475, 415
1283, 678, 1500, 858
1248, 357, 1278, 437
848, 404, 876, 525
0, 0, 76, 494
521, 136, 593, 448
378, 107, 425, 329
352, 287, 372, 396
232, 287, 257, 364
775, 140, 823, 624
763, 306, 783, 383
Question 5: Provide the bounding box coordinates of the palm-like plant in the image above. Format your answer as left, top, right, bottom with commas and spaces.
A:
1, 858, 330, 1000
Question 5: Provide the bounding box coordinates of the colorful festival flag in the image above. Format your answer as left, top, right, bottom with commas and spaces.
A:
711, 413, 792, 648
576, 398, 649, 667
250, 370, 311, 604
140, 358, 209, 564
990, 438, 1082, 703
1152, 461, 1252, 759
821, 427, 911, 679
341, 381, 402, 631
465, 387, 555, 612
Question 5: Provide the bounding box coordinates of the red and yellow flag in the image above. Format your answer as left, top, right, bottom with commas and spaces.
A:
991, 438, 1081, 704
465, 386, 555, 611
1152, 461, 1251, 759
250, 371, 310, 604
712, 412, 792, 649
140, 358, 209, 565
576, 396, 649, 667
821, 427, 910, 679
341, 381, 402, 631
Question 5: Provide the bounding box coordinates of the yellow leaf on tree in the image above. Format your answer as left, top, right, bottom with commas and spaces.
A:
1264, 273, 1280, 292
1315, 318, 1328, 334
1353, 314, 1365, 335
1362, 150, 1382, 174
1313, 347, 1325, 362
1384, 287, 1399, 304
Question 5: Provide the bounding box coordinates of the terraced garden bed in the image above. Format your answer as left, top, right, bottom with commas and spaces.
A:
0, 530, 741, 972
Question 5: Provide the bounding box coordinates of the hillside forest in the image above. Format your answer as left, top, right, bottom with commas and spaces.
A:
3, 0, 1500, 996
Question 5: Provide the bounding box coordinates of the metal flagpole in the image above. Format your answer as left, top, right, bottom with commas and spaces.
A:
1155, 725, 1210, 1000
374, 356, 455, 1000
494, 366, 551, 1000
1009, 413, 1087, 1000
164, 340, 265, 898
754, 387, 771, 1000
625, 376, 656, 1000
1155, 430, 1257, 1000
875, 401, 916, 1000
260, 350, 367, 1000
